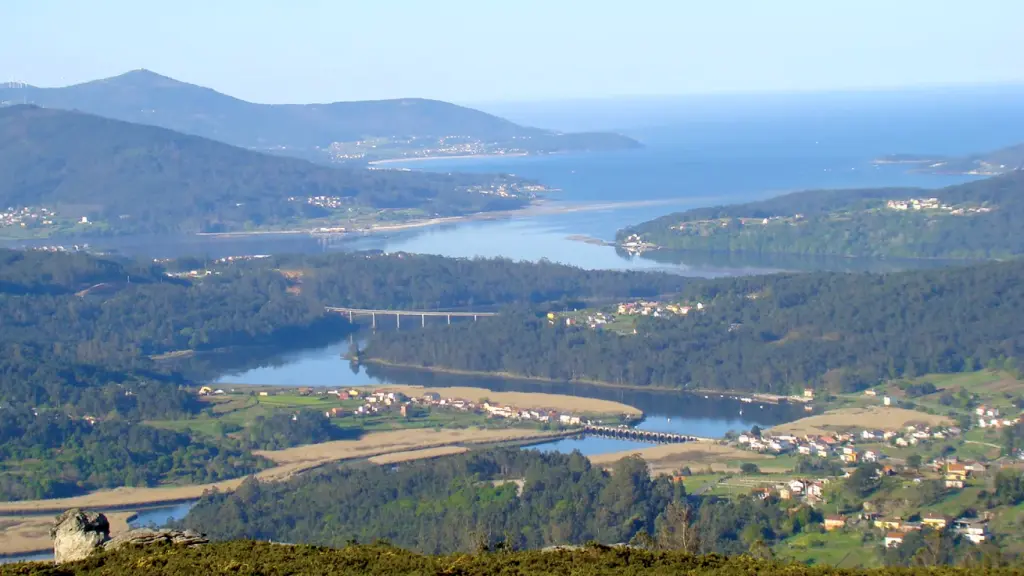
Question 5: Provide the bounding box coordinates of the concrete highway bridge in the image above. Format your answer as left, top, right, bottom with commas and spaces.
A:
325, 306, 497, 329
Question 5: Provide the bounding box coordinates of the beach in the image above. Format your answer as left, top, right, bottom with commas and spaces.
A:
194, 198, 691, 239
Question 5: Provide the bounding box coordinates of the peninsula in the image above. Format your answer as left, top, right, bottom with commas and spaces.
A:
615, 170, 1024, 259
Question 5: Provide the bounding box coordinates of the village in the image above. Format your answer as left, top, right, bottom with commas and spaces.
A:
885, 197, 994, 215
197, 385, 596, 428
546, 297, 706, 334
0, 206, 61, 229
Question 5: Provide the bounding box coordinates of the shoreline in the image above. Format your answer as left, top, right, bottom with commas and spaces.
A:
367, 152, 530, 165
360, 358, 807, 404
194, 198, 691, 239
0, 428, 570, 516
0, 428, 576, 558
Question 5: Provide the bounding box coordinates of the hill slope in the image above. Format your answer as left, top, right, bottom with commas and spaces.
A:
0, 70, 640, 163
617, 171, 1024, 258
0, 105, 527, 235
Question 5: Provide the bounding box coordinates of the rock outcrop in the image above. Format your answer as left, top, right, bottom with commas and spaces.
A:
104, 527, 208, 551
51, 509, 111, 564
50, 508, 208, 564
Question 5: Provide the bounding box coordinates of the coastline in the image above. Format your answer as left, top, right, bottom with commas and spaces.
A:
360, 358, 808, 404
194, 198, 691, 239
367, 152, 530, 165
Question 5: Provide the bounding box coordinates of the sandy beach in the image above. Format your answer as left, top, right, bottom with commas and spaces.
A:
195, 198, 692, 239
367, 152, 529, 165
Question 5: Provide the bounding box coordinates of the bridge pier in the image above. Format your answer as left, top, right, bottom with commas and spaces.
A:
396, 314, 401, 330
422, 314, 425, 328
447, 314, 451, 325
371, 312, 376, 330
348, 310, 353, 322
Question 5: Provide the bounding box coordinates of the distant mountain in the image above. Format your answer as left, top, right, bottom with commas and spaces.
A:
0, 70, 641, 163
875, 142, 1024, 175
0, 105, 528, 236
618, 171, 1024, 259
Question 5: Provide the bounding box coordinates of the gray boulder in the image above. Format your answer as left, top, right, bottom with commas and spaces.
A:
50, 509, 110, 564
51, 508, 208, 564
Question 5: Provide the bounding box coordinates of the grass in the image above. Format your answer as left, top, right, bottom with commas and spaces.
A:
771, 406, 952, 436
775, 530, 878, 568
379, 385, 642, 416
589, 442, 772, 475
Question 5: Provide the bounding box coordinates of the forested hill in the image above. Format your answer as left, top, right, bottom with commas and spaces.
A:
363, 258, 1024, 394
0, 70, 640, 162
617, 171, 1024, 258
0, 105, 526, 235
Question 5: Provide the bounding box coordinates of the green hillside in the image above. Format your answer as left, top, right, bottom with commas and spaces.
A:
0, 70, 640, 163
0, 105, 527, 236
617, 171, 1024, 258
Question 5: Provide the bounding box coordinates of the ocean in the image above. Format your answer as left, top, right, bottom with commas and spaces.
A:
9, 86, 1024, 272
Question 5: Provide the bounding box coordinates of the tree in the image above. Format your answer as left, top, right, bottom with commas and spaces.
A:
740, 463, 761, 475
906, 454, 923, 470
654, 501, 700, 553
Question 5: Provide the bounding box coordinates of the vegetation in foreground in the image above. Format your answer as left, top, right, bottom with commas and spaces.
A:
4, 541, 1020, 576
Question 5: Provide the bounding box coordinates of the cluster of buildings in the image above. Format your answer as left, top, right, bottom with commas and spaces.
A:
617, 300, 704, 317
1, 206, 59, 228
314, 388, 588, 426
880, 515, 990, 546
289, 195, 350, 209
973, 405, 1021, 429
826, 513, 990, 546
618, 234, 657, 255
885, 197, 993, 215
546, 299, 706, 333
738, 424, 963, 465
753, 477, 833, 503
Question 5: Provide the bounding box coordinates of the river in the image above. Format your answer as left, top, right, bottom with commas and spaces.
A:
211, 339, 806, 452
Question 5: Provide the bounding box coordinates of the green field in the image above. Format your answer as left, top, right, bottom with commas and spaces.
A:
775, 530, 879, 568
146, 391, 540, 441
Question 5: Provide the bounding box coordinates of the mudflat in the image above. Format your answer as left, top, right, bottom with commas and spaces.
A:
379, 385, 642, 416
0, 428, 560, 515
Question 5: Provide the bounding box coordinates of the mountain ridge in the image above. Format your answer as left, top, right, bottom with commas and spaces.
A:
0, 105, 527, 236
0, 70, 641, 163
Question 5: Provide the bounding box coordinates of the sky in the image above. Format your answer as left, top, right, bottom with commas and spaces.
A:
2, 0, 1023, 104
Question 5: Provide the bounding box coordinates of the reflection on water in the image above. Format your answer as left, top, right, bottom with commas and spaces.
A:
211, 339, 806, 440
530, 436, 657, 456
128, 501, 196, 529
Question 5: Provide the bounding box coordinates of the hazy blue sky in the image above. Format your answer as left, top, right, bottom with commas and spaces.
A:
3, 0, 1022, 104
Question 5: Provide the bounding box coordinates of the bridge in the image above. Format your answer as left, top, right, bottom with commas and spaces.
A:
583, 424, 709, 444
325, 306, 497, 329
